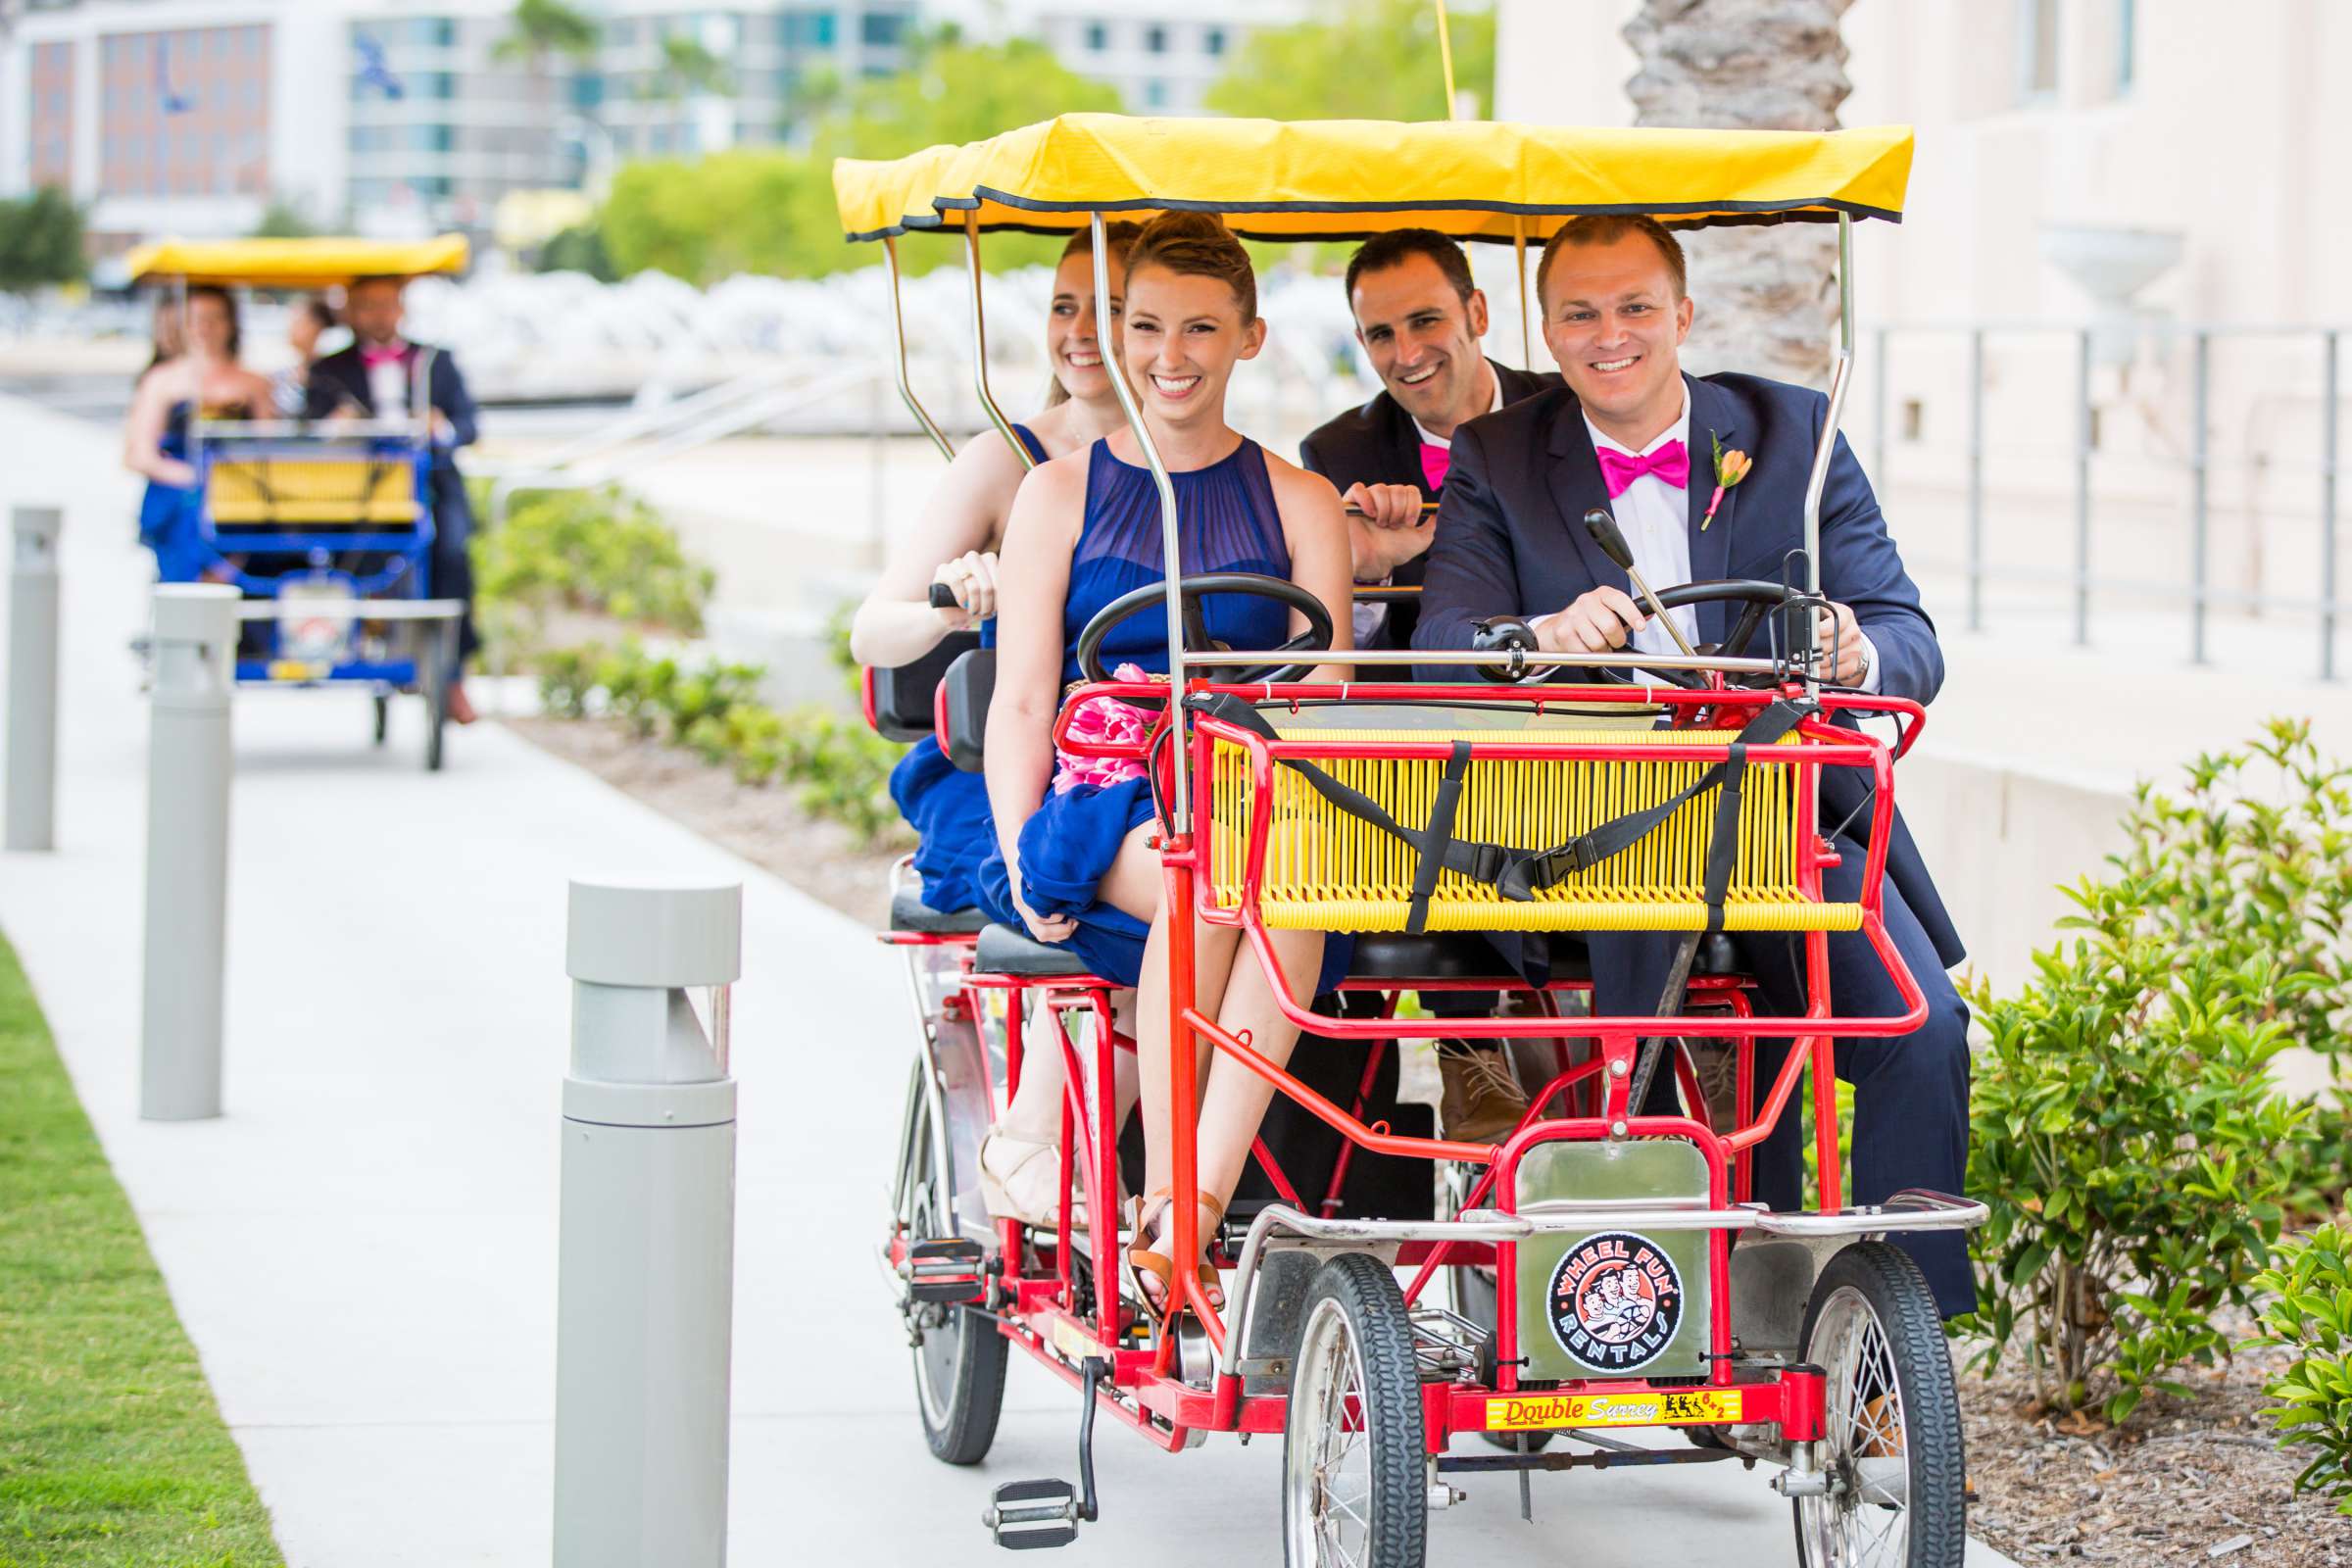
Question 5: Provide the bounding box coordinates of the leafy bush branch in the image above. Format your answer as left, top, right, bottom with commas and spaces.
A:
538, 641, 907, 847
2254, 1222, 2352, 1513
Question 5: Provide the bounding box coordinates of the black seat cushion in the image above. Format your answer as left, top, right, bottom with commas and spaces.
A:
889, 887, 988, 936
942, 647, 996, 772
974, 922, 1095, 978
867, 631, 980, 744
1343, 930, 1742, 983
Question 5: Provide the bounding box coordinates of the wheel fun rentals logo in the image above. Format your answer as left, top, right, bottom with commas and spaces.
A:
1546, 1231, 1683, 1372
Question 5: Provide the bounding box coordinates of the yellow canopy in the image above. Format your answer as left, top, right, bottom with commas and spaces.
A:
834, 115, 1912, 245
125, 234, 470, 287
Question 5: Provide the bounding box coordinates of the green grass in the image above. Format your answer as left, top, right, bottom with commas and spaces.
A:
0, 933, 282, 1566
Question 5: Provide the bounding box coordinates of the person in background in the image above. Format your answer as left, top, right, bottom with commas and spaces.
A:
1298, 227, 1559, 1144
123, 286, 271, 581
271, 295, 339, 417
306, 275, 483, 724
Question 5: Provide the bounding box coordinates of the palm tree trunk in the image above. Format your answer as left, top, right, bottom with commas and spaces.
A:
1623, 0, 1855, 389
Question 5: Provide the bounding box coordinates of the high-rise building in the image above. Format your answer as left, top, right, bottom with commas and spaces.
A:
595, 2, 918, 163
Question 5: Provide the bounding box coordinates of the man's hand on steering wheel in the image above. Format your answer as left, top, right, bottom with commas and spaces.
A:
1813, 601, 1869, 685
1529, 585, 1649, 656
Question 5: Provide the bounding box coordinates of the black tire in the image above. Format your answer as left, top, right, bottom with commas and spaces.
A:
371, 693, 389, 746
1791, 1242, 1968, 1568
1283, 1253, 1426, 1568
904, 1074, 1007, 1466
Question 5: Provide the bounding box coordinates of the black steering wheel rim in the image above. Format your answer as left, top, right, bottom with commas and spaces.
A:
1075, 570, 1335, 690
1589, 577, 1806, 689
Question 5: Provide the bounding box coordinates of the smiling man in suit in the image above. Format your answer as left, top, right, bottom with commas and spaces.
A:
1300, 229, 1559, 1143
1413, 214, 1973, 1316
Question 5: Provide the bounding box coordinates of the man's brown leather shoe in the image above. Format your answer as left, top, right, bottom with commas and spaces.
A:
1436, 1039, 1531, 1145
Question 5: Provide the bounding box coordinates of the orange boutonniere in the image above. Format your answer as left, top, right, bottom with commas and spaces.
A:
1702, 434, 1751, 531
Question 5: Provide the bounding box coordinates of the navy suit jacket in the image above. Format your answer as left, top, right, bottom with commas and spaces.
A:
1411, 370, 1963, 972
1300, 359, 1558, 650
305, 342, 479, 541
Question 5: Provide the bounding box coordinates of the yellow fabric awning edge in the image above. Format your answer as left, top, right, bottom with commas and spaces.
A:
124, 234, 470, 287
834, 115, 1913, 245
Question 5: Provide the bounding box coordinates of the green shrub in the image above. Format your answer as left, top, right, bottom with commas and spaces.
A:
471, 486, 713, 660
1959, 874, 2305, 1421
535, 639, 908, 847
2252, 1223, 2352, 1512
2117, 720, 2352, 1209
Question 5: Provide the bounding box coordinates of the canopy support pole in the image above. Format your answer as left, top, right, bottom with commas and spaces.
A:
1513, 217, 1534, 369
1797, 213, 1856, 699
1089, 211, 1189, 824
882, 235, 955, 464
964, 216, 1036, 470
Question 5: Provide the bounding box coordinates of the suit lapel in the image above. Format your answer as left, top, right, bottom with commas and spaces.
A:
1546, 400, 1631, 599
1685, 375, 1738, 644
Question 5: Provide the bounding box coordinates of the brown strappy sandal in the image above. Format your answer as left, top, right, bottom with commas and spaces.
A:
1125, 1188, 1226, 1314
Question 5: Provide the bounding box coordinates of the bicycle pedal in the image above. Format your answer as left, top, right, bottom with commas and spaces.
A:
983, 1477, 1080, 1549
905, 1237, 986, 1304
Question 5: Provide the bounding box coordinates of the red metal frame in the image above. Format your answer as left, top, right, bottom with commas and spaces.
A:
889, 676, 1934, 1460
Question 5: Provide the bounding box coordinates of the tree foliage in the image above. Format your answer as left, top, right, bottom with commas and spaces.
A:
249, 196, 318, 239
0, 186, 85, 295
493, 0, 598, 68
653, 34, 729, 102
1203, 0, 1495, 122
598, 28, 1122, 283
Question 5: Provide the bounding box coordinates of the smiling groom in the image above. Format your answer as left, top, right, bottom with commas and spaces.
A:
1411, 214, 1977, 1317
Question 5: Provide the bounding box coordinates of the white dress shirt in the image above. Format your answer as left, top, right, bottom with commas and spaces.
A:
1583, 388, 1880, 690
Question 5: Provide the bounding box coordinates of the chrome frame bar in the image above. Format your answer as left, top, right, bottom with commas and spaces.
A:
1514, 216, 1534, 368
1174, 646, 1788, 675
1215, 1193, 1987, 1380
964, 216, 1037, 470
882, 234, 956, 464
1090, 210, 1192, 820
1795, 214, 1857, 698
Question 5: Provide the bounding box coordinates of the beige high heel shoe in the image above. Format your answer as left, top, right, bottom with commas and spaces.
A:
976, 1127, 1087, 1230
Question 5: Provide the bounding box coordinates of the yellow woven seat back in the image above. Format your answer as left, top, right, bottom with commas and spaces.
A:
1204, 710, 1861, 935
209, 457, 418, 526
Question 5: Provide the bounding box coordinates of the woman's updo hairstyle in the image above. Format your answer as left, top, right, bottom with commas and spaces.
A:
1122, 211, 1257, 323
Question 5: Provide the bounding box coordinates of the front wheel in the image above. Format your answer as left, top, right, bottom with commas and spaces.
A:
1283, 1253, 1426, 1568
902, 1063, 1006, 1465
1792, 1242, 1968, 1568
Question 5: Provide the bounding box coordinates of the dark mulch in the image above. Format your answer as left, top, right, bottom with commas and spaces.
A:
1958, 1313, 2352, 1566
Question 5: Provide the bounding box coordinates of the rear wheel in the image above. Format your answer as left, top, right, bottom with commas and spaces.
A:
1792, 1243, 1967, 1568
902, 1063, 1006, 1466
1283, 1253, 1426, 1568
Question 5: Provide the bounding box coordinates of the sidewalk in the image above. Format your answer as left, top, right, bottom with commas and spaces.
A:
0, 394, 2016, 1565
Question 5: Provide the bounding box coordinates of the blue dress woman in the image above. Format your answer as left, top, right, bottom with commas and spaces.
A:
848, 226, 1142, 914
122, 285, 271, 581
975, 213, 1356, 1310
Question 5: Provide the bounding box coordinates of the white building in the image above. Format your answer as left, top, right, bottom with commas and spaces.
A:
938, 0, 1311, 114
1495, 0, 2352, 670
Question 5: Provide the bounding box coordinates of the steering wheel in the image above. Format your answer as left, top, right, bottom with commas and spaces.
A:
1076, 571, 1336, 690
1475, 578, 1806, 690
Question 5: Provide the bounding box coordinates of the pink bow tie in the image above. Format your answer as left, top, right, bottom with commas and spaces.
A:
360, 343, 406, 368
1596, 438, 1689, 497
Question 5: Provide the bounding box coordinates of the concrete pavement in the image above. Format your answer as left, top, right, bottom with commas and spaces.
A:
0, 390, 2018, 1566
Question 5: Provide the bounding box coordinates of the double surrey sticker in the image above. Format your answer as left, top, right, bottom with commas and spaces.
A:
1545, 1230, 1684, 1372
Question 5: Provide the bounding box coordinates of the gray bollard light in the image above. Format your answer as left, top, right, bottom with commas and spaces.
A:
7, 506, 62, 852
140, 583, 238, 1122
555, 878, 742, 1568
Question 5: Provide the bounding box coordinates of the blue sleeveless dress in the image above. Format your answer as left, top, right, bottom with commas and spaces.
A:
886, 423, 1047, 913
976, 437, 1351, 992
137, 402, 208, 582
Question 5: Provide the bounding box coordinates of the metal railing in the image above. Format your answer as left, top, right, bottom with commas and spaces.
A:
1870, 320, 2344, 679
479, 363, 887, 532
